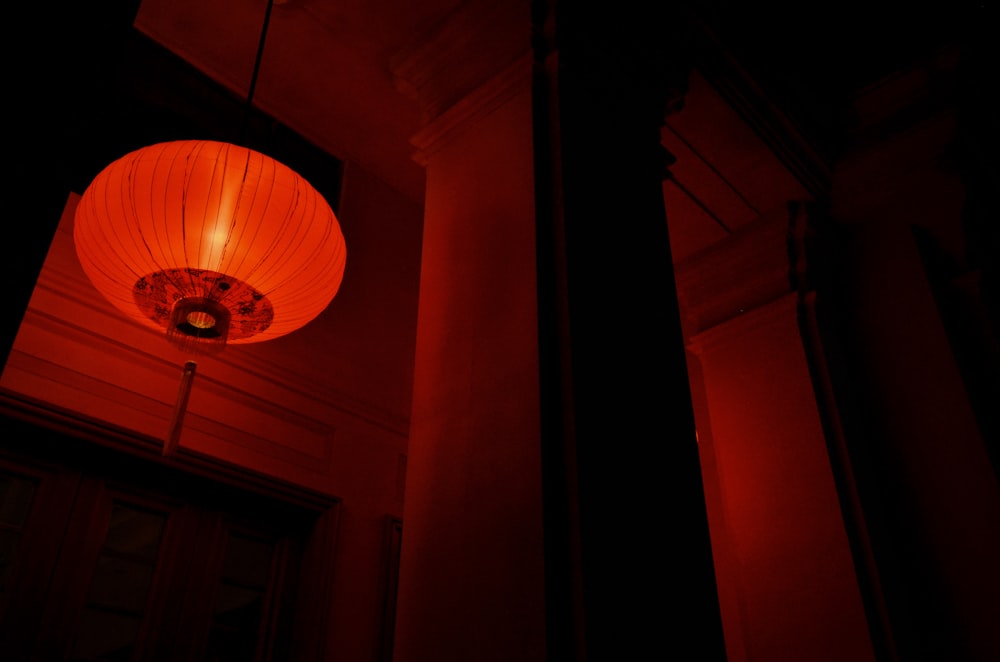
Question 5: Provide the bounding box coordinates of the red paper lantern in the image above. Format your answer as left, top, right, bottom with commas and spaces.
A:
74, 140, 346, 353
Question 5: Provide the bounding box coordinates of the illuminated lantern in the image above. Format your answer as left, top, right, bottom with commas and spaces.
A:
74, 140, 346, 354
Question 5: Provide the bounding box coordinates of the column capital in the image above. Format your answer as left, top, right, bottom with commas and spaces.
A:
390, 0, 531, 161
675, 204, 803, 338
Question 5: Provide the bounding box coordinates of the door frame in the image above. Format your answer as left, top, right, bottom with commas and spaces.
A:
0, 388, 340, 662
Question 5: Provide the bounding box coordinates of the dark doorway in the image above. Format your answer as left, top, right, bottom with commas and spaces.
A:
0, 397, 337, 662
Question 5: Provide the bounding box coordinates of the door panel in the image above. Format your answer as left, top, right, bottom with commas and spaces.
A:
203, 528, 293, 662
0, 460, 83, 659
0, 452, 312, 662
65, 496, 174, 661
0, 470, 38, 599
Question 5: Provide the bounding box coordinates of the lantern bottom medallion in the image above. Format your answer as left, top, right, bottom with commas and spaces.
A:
133, 268, 275, 353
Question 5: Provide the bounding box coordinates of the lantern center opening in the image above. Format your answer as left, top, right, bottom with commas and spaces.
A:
186, 311, 217, 329
167, 297, 231, 353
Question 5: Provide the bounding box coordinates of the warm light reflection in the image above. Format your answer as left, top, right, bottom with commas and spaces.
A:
186, 311, 217, 329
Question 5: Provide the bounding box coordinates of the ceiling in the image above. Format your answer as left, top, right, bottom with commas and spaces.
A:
3, 0, 973, 454
129, 0, 869, 261
134, 0, 460, 206
129, 0, 971, 244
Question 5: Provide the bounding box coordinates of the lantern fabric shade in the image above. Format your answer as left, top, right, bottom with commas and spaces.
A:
74, 140, 346, 352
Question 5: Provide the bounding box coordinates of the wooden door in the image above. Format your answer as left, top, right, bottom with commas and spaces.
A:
0, 433, 316, 662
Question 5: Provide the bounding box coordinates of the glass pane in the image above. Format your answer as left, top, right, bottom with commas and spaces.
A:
87, 556, 156, 612
102, 505, 165, 561
72, 502, 168, 660
220, 534, 272, 588
0, 472, 37, 594
214, 584, 264, 624
204, 532, 276, 661
0, 473, 36, 526
208, 584, 265, 662
206, 620, 258, 662
71, 607, 142, 661
0, 530, 19, 562
0, 530, 20, 587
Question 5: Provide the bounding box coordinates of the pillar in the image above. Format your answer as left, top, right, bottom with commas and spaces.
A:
537, 2, 725, 659
393, 1, 725, 659
391, 2, 546, 659
828, 214, 1000, 661
828, 49, 1000, 659
678, 206, 881, 662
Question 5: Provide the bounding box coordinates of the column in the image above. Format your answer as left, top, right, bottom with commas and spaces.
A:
391, 2, 546, 660
678, 206, 881, 662
392, 1, 725, 659
537, 2, 725, 659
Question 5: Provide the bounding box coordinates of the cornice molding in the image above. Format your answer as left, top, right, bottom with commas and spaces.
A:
390, 0, 530, 124
675, 204, 797, 338
685, 291, 800, 358
408, 53, 532, 165
7, 307, 335, 466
